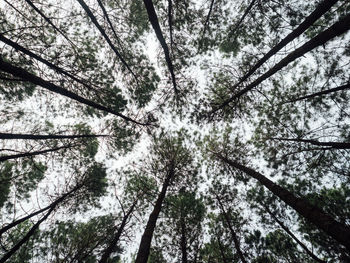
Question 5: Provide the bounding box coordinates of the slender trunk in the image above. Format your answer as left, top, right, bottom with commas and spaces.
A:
23, 0, 76, 48
262, 203, 325, 263
227, 0, 257, 40
201, 0, 215, 38
0, 144, 76, 162
215, 153, 350, 251
180, 216, 188, 263
135, 166, 174, 263
0, 184, 81, 263
0, 57, 147, 126
268, 137, 350, 149
77, 0, 136, 81
215, 195, 247, 263
285, 83, 350, 103
0, 133, 107, 140
99, 201, 137, 263
143, 0, 178, 95
0, 33, 97, 92
0, 184, 81, 236
211, 0, 341, 114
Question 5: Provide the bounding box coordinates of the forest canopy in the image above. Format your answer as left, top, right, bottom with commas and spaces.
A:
0, 0, 350, 262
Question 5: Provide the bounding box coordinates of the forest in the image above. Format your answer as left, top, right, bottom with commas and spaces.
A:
0, 0, 349, 262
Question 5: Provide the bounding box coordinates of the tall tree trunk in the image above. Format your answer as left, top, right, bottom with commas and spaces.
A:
215, 195, 247, 263
261, 203, 326, 263
201, 0, 215, 39
227, 0, 257, 40
285, 83, 350, 103
0, 184, 82, 263
142, 0, 178, 95
0, 57, 147, 126
0, 133, 107, 140
211, 0, 342, 114
23, 0, 76, 48
0, 184, 82, 236
215, 153, 350, 251
0, 33, 98, 92
0, 144, 76, 162
99, 201, 137, 263
180, 216, 188, 263
77, 0, 137, 80
268, 137, 350, 149
135, 165, 174, 263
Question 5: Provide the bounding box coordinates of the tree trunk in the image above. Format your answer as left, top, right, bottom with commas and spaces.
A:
268, 137, 350, 149
285, 83, 350, 103
77, 0, 136, 80
0, 133, 107, 140
135, 165, 174, 263
143, 0, 178, 95
261, 203, 326, 263
0, 57, 147, 126
215, 195, 247, 263
0, 144, 76, 162
215, 153, 350, 251
180, 216, 188, 263
211, 0, 343, 114
201, 0, 215, 39
99, 201, 137, 263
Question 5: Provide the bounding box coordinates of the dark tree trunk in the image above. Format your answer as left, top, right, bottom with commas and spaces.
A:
77, 0, 136, 80
201, 0, 215, 38
261, 203, 326, 263
268, 137, 350, 150
135, 165, 174, 263
227, 0, 257, 40
211, 0, 343, 114
99, 201, 137, 263
285, 83, 350, 103
215, 153, 350, 251
0, 133, 107, 140
180, 216, 188, 263
23, 0, 76, 48
215, 195, 247, 263
0, 57, 147, 126
0, 144, 76, 162
0, 184, 81, 263
142, 0, 178, 95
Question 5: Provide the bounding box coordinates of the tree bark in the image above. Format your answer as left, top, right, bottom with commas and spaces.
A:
268, 137, 350, 149
215, 195, 247, 263
0, 133, 107, 140
135, 165, 174, 263
285, 83, 350, 103
143, 0, 178, 95
211, 0, 341, 114
261, 203, 326, 263
215, 153, 350, 251
77, 0, 137, 80
99, 201, 137, 263
0, 57, 148, 126
0, 144, 76, 162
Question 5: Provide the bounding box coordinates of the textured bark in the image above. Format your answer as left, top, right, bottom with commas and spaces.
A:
0, 57, 148, 126
0, 33, 96, 92
23, 0, 76, 48
285, 83, 350, 103
77, 0, 136, 80
99, 201, 137, 263
227, 0, 257, 39
0, 185, 81, 237
215, 195, 247, 263
262, 203, 326, 263
216, 153, 350, 251
135, 165, 174, 263
0, 185, 81, 263
211, 0, 341, 113
0, 133, 107, 140
143, 0, 178, 95
268, 137, 350, 149
0, 144, 76, 162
